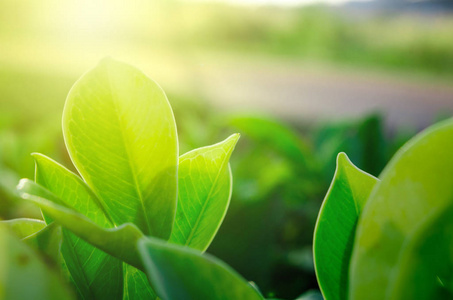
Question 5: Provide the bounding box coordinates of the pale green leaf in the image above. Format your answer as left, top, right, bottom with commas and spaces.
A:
62, 57, 178, 238
0, 224, 75, 300
138, 237, 264, 300
33, 153, 123, 300
1, 218, 45, 238
313, 152, 378, 300
17, 179, 145, 271
169, 134, 239, 251
349, 119, 453, 299
23, 222, 63, 264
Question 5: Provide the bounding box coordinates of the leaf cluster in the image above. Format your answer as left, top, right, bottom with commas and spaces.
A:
314, 118, 453, 299
0, 58, 264, 300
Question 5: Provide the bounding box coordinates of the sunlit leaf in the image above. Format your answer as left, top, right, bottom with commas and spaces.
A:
349, 119, 453, 299
313, 152, 378, 300
1, 218, 45, 238
17, 179, 145, 271
138, 237, 264, 300
0, 224, 75, 300
33, 153, 124, 299
169, 134, 239, 251
62, 58, 178, 238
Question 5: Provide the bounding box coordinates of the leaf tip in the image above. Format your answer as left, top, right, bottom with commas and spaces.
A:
223, 133, 240, 151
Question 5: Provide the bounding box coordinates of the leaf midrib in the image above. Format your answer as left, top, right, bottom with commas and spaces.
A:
106, 70, 151, 236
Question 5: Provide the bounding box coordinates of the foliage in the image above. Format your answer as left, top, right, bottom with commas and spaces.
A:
1, 57, 451, 300
314, 118, 453, 299
2, 58, 247, 299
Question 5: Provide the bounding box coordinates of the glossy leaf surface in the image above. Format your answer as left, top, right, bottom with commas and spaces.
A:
349, 119, 453, 299
170, 134, 239, 251
313, 152, 378, 300
138, 237, 264, 300
63, 58, 178, 238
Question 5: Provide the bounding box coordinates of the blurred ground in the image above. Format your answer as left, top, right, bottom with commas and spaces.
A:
189, 57, 453, 129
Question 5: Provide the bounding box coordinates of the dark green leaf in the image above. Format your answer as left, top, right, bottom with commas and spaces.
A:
313, 152, 378, 300
138, 237, 264, 300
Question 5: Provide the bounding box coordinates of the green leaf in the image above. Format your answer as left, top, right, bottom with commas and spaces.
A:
169, 134, 239, 251
0, 224, 75, 300
33, 153, 124, 300
62, 57, 178, 238
387, 204, 453, 299
349, 119, 453, 299
138, 237, 264, 300
23, 222, 63, 265
17, 179, 145, 271
123, 264, 158, 300
313, 152, 378, 300
1, 218, 45, 238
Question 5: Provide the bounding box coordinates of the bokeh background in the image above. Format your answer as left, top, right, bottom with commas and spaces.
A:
1, 0, 452, 298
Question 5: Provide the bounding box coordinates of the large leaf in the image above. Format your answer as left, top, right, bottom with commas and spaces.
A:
138, 237, 264, 300
17, 179, 145, 271
0, 224, 75, 300
33, 153, 123, 300
62, 57, 178, 238
313, 152, 378, 300
169, 134, 239, 251
349, 119, 453, 299
387, 204, 453, 299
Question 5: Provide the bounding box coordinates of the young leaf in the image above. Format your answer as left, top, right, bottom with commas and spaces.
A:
17, 179, 145, 271
313, 152, 378, 300
169, 134, 239, 251
138, 237, 264, 300
1, 218, 45, 238
34, 153, 124, 300
349, 119, 453, 300
0, 224, 75, 300
62, 58, 178, 238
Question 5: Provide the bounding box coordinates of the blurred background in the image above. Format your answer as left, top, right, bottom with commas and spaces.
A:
1, 0, 452, 298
